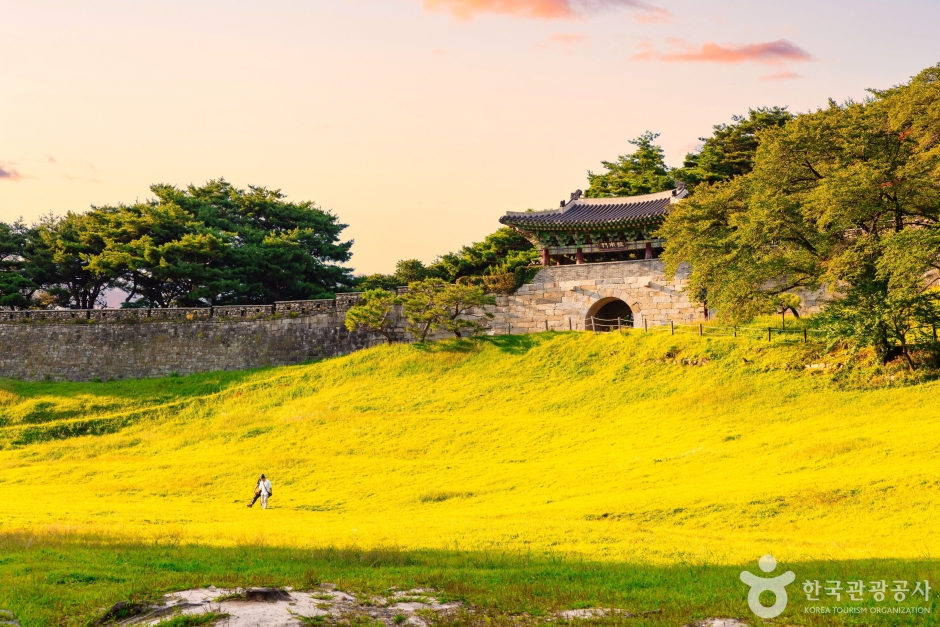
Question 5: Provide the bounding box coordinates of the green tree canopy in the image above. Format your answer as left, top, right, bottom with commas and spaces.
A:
394, 259, 430, 284
674, 107, 793, 190
71, 179, 355, 307
357, 273, 402, 292
25, 212, 114, 310
0, 221, 34, 309
359, 227, 537, 290
401, 278, 448, 342
661, 64, 940, 366
357, 259, 431, 292
142, 179, 355, 304
401, 278, 495, 341
585, 131, 675, 198
427, 227, 537, 281
433, 281, 496, 338
84, 201, 231, 308
344, 289, 400, 344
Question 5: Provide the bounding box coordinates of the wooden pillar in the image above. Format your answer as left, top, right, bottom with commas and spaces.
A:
575, 248, 584, 264
541, 248, 550, 266
645, 242, 653, 259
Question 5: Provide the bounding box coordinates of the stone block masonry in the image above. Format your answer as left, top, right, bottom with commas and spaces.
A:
0, 260, 824, 381
476, 260, 701, 333
0, 308, 385, 382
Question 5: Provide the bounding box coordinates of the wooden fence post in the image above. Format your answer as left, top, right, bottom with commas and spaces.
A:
545, 320, 548, 332
644, 319, 648, 332
699, 323, 703, 337
803, 328, 807, 343
508, 322, 511, 335
591, 317, 596, 333
569, 318, 572, 331
733, 326, 737, 338
670, 321, 674, 335
617, 317, 622, 330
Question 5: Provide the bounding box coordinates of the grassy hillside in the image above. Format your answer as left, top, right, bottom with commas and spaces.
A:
2, 330, 938, 564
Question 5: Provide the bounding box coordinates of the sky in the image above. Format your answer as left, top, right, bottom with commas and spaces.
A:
2, 0, 939, 275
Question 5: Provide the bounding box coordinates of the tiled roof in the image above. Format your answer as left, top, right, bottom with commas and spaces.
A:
500, 188, 687, 230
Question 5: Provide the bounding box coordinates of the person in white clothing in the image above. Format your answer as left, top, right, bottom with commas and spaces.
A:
259, 474, 272, 509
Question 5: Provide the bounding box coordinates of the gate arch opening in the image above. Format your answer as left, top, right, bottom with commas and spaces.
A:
586, 298, 634, 331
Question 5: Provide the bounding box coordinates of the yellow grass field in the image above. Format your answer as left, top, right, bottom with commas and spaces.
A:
1, 331, 938, 565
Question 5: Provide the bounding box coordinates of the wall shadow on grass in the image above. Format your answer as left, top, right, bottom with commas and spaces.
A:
0, 368, 265, 405
409, 335, 544, 356
0, 367, 290, 448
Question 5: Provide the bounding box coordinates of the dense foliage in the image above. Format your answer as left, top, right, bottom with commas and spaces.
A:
0, 180, 354, 309
584, 112, 792, 199
343, 288, 401, 344
345, 279, 495, 342
358, 227, 538, 291
672, 106, 794, 190
0, 221, 32, 309
585, 131, 675, 198
661, 64, 940, 367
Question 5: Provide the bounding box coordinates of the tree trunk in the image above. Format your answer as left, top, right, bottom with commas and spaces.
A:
876, 322, 891, 365
898, 332, 916, 370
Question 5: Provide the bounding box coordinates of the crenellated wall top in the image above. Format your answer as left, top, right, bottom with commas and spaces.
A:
0, 295, 367, 324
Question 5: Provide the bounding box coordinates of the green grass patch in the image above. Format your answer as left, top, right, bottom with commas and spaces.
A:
154, 612, 227, 627
0, 535, 937, 627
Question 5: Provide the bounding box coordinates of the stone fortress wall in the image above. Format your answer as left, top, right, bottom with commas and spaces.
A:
477, 260, 830, 333
478, 260, 701, 333
0, 294, 389, 382
0, 260, 824, 382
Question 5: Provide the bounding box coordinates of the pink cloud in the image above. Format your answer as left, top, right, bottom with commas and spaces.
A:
0, 163, 22, 182
549, 32, 589, 44
761, 71, 804, 81
419, 0, 673, 21
632, 5, 672, 23
633, 38, 813, 66
536, 32, 591, 49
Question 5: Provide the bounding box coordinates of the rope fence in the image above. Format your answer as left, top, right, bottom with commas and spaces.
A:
496, 316, 828, 344
636, 318, 825, 343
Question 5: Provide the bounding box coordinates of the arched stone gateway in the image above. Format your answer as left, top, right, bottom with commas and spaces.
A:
586, 298, 633, 331
471, 259, 703, 333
